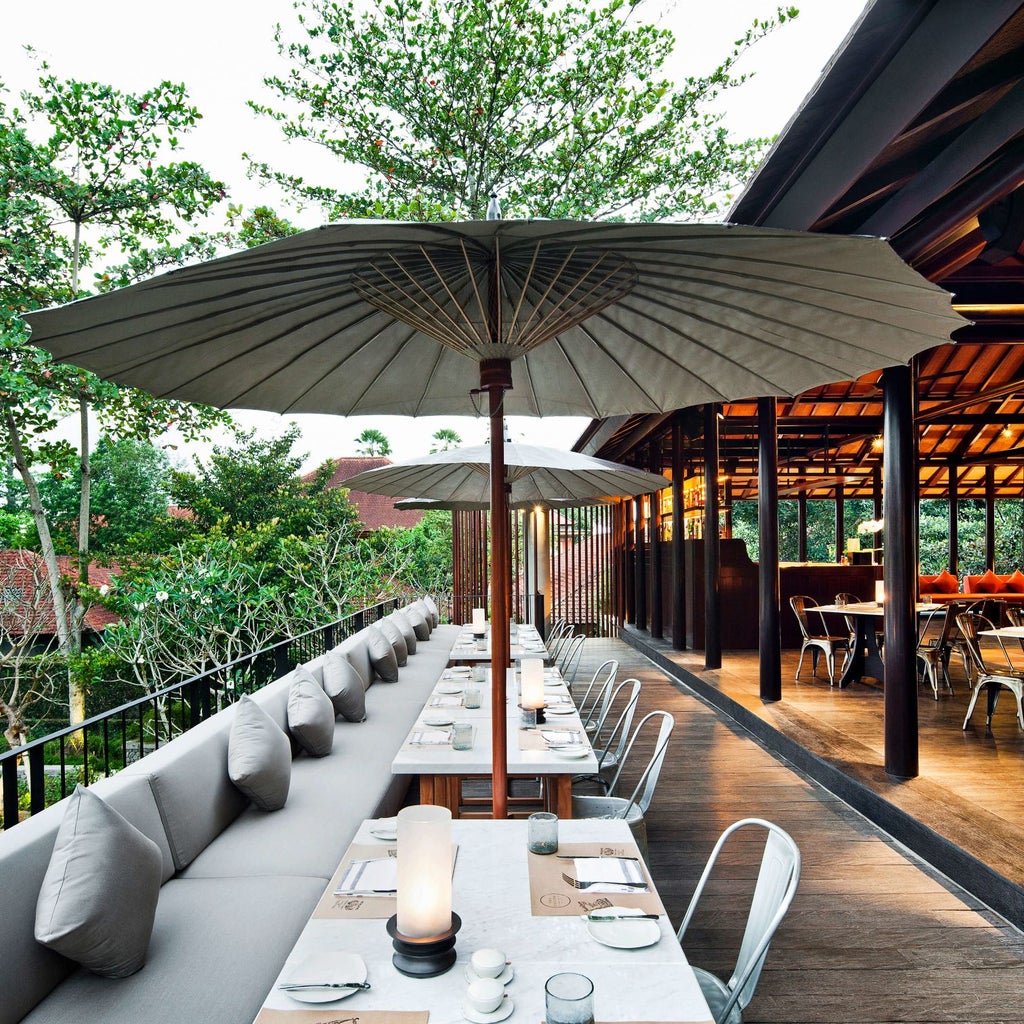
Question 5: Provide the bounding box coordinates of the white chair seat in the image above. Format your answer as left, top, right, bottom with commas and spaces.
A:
570, 795, 648, 856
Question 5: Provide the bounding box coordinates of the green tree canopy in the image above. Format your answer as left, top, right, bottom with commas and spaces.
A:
355, 428, 392, 456
247, 0, 795, 222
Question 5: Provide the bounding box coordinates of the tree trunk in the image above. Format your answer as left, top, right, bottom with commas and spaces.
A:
4, 407, 72, 656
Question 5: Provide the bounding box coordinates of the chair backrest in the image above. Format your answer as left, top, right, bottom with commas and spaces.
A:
595, 678, 642, 769
934, 601, 959, 650
575, 659, 617, 714
546, 620, 572, 661
608, 710, 674, 817
835, 593, 860, 636
676, 819, 802, 1024
558, 633, 586, 683
954, 611, 1017, 675
789, 595, 817, 641
1007, 605, 1024, 628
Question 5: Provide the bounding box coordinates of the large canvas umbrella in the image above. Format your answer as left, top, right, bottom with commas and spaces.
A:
24, 219, 967, 816
341, 442, 668, 505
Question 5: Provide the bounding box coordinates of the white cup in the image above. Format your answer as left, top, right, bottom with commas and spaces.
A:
467, 977, 505, 1013
471, 947, 507, 979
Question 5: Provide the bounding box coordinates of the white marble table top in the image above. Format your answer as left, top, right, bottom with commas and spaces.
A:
257, 818, 714, 1024
392, 669, 598, 777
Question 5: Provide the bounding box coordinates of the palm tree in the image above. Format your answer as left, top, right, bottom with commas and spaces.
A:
355, 428, 392, 456
430, 428, 462, 453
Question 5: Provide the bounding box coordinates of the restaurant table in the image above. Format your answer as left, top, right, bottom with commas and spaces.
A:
447, 625, 551, 664
815, 601, 939, 688
255, 817, 714, 1024
392, 667, 598, 819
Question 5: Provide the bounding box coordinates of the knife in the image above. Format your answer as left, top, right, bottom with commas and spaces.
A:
587, 912, 661, 922
557, 855, 639, 861
279, 981, 372, 991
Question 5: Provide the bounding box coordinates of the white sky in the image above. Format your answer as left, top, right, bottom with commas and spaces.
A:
2, 0, 867, 471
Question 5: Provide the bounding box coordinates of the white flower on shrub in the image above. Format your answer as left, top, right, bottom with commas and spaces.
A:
98, 584, 110, 596
133, 601, 148, 612
156, 590, 170, 603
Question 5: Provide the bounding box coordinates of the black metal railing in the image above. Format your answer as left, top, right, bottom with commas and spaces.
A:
0, 599, 401, 831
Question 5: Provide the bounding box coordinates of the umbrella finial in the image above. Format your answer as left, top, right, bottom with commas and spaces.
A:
486, 193, 501, 220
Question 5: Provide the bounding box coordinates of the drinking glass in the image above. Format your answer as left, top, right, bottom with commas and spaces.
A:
472, 664, 487, 684
452, 723, 474, 750
528, 812, 558, 855
464, 686, 481, 709
545, 972, 593, 1024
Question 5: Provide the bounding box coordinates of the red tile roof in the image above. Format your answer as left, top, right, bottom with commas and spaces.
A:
304, 457, 425, 531
0, 550, 121, 634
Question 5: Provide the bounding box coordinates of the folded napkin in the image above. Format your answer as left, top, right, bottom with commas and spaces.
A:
573, 856, 649, 893
408, 729, 452, 746
545, 694, 572, 705
429, 695, 464, 708
334, 857, 398, 894
541, 728, 582, 746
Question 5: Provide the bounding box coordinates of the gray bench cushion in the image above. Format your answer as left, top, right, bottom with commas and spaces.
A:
21, 874, 325, 1024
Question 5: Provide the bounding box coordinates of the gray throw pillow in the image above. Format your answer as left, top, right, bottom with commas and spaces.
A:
422, 594, 440, 627
410, 600, 434, 634
287, 671, 336, 757
405, 605, 431, 641
366, 623, 400, 681
322, 651, 367, 721
228, 695, 292, 810
35, 785, 163, 978
390, 610, 418, 655
378, 617, 409, 665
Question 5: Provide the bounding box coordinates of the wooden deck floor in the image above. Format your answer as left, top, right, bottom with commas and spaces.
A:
572, 639, 1024, 1024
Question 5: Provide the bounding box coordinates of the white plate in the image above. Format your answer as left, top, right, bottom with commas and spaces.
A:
462, 996, 514, 1023
369, 818, 398, 840
447, 667, 472, 675
436, 685, 463, 695
585, 908, 661, 949
550, 746, 590, 759
464, 963, 515, 986
544, 706, 575, 715
279, 952, 368, 1002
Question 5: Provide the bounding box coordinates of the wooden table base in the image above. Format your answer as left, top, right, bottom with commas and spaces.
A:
419, 773, 574, 819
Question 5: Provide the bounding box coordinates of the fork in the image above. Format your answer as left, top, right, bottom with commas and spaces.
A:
561, 871, 648, 890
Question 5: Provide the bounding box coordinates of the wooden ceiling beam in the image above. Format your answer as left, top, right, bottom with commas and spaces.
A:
760, 1, 1022, 230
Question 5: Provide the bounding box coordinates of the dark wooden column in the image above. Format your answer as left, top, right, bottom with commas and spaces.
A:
704, 404, 722, 670
723, 478, 733, 537
835, 482, 846, 562
873, 465, 883, 520
985, 465, 996, 571
758, 397, 782, 702
671, 418, 686, 650
634, 494, 647, 631
882, 364, 918, 779
797, 493, 808, 562
649, 443, 664, 639
948, 463, 959, 573
623, 497, 635, 625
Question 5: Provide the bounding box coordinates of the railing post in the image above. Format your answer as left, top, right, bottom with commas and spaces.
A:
274, 644, 291, 680
29, 747, 46, 816
2, 757, 19, 830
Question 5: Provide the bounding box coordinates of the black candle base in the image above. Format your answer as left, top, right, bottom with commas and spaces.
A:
386, 912, 462, 978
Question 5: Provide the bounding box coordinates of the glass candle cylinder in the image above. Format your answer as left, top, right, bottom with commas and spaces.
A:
396, 805, 452, 938
472, 607, 487, 632
545, 973, 594, 1024
875, 579, 885, 604
520, 657, 545, 710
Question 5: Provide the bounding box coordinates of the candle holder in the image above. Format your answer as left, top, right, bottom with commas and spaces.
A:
519, 702, 546, 725
387, 912, 462, 978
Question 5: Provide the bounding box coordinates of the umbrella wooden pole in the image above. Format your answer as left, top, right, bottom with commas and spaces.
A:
482, 360, 512, 819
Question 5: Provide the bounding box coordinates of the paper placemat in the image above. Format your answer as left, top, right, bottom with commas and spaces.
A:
527, 842, 664, 917
519, 727, 584, 752
313, 844, 398, 919
404, 729, 452, 748
256, 1010, 429, 1024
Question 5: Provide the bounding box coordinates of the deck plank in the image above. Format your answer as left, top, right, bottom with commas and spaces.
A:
569, 639, 1024, 1024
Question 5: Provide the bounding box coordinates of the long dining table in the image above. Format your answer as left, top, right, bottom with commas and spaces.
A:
254, 817, 714, 1024
391, 664, 599, 819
